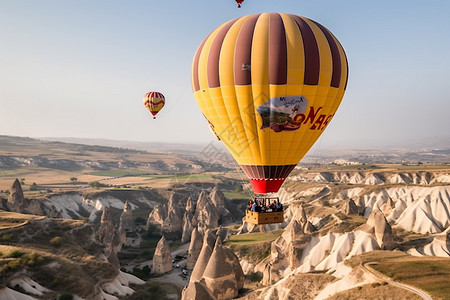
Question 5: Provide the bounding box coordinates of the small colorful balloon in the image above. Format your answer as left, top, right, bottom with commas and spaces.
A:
143, 91, 165, 119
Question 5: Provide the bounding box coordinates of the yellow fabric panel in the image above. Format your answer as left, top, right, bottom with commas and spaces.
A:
234, 85, 262, 164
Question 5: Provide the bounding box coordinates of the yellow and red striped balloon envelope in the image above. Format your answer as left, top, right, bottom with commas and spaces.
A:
191, 13, 348, 194
143, 91, 165, 119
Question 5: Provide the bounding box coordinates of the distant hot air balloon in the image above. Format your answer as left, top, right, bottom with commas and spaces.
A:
143, 91, 165, 119
192, 13, 348, 198
235, 0, 244, 8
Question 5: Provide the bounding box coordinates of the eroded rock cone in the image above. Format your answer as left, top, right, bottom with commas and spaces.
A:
202, 237, 244, 299
190, 229, 216, 283
361, 209, 395, 250
181, 211, 193, 244
187, 227, 203, 270
98, 207, 114, 245
7, 179, 25, 213
119, 201, 135, 232
146, 203, 166, 228
152, 236, 172, 274
210, 186, 231, 221
341, 198, 359, 215
181, 281, 215, 300
186, 196, 195, 215
163, 193, 183, 231
383, 197, 395, 216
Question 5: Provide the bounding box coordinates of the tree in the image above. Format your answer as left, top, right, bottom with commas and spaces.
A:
70, 177, 78, 183
88, 181, 102, 189
30, 183, 38, 191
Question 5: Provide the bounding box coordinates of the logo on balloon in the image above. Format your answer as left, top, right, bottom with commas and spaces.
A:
257, 96, 309, 132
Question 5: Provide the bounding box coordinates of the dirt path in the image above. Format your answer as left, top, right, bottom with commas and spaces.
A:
361, 262, 433, 300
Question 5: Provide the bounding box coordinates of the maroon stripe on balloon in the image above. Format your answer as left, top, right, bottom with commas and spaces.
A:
269, 13, 287, 85
289, 14, 320, 86
207, 18, 239, 88
192, 32, 211, 92
313, 21, 342, 88
234, 14, 260, 85
240, 164, 297, 180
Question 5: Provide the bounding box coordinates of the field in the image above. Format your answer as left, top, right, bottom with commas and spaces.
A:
0, 135, 224, 195
346, 251, 450, 300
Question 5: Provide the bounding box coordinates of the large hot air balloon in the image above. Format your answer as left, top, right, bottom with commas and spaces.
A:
192, 13, 348, 218
143, 91, 165, 119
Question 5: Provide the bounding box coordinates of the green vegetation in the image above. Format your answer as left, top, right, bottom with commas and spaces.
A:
226, 230, 282, 263
227, 230, 283, 245
59, 292, 74, 300
30, 182, 38, 191
88, 169, 151, 177
0, 250, 44, 276
372, 259, 450, 300
223, 191, 252, 200
345, 251, 450, 300
88, 181, 105, 188
50, 236, 63, 247
127, 282, 179, 300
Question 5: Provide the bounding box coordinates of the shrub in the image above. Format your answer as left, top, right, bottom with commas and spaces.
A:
248, 272, 263, 282
30, 183, 38, 191
59, 292, 74, 300
7, 250, 23, 258
50, 236, 63, 247
1, 234, 11, 242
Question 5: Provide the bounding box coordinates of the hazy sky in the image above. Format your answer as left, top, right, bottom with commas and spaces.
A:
1, 1, 449, 150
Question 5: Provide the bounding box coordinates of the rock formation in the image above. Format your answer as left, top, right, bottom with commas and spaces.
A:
181, 281, 215, 300
163, 192, 183, 232
152, 236, 172, 274
216, 226, 229, 243
186, 196, 195, 215
187, 227, 203, 270
98, 207, 115, 246
359, 209, 395, 249
341, 199, 359, 215
184, 236, 244, 300
98, 207, 123, 267
7, 179, 26, 213
210, 185, 231, 222
194, 190, 219, 234
181, 211, 193, 243
119, 201, 135, 233
146, 203, 166, 228
383, 197, 395, 216
190, 229, 216, 283
202, 237, 244, 299
291, 204, 314, 234
264, 219, 305, 284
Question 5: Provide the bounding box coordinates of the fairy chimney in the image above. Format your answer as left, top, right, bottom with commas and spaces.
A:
202, 238, 244, 299
341, 199, 359, 215
7, 179, 26, 213
119, 201, 135, 232
361, 209, 395, 250
152, 236, 172, 274
147, 203, 166, 228
163, 193, 183, 231
190, 229, 216, 283
187, 227, 203, 270
181, 211, 193, 243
